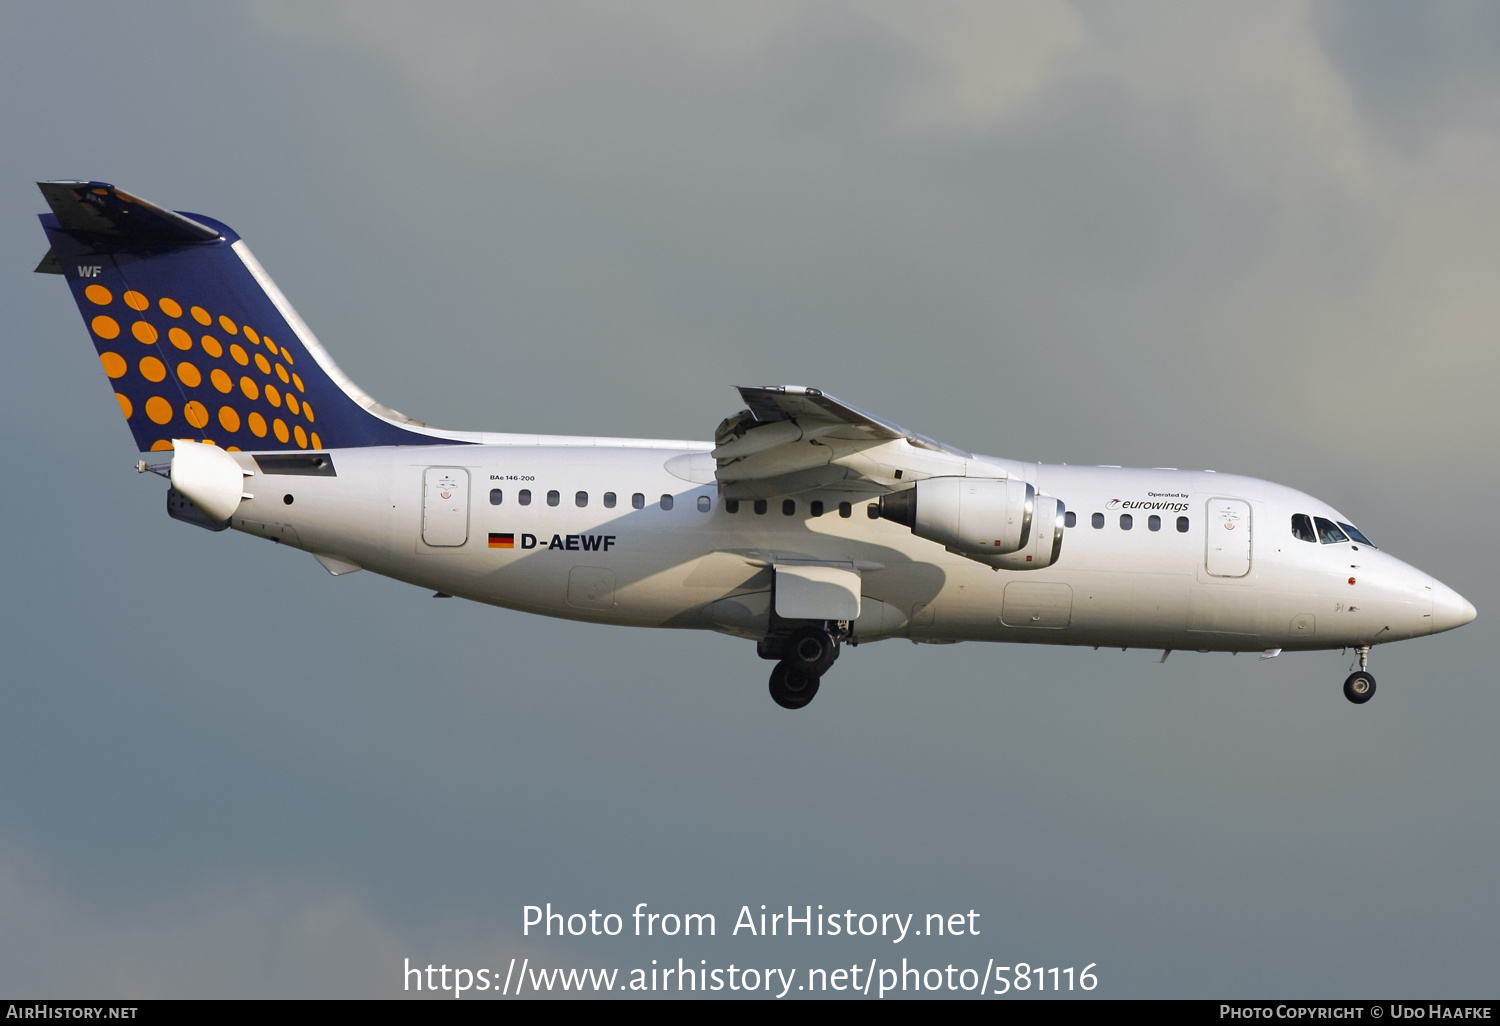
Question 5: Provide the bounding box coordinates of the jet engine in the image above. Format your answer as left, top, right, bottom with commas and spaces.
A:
877, 477, 1065, 570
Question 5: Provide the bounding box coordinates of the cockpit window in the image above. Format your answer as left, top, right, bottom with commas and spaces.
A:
1338, 522, 1375, 547
1291, 513, 1316, 543
1314, 517, 1348, 544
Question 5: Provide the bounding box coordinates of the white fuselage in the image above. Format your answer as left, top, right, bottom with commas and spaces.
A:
218, 438, 1466, 655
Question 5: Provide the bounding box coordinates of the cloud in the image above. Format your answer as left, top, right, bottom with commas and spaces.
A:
0, 847, 522, 997
247, 0, 1083, 129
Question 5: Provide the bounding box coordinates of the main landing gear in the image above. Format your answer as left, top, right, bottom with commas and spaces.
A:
1343, 645, 1376, 705
761, 624, 842, 709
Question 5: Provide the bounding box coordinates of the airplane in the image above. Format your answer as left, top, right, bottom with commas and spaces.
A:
34, 180, 1477, 709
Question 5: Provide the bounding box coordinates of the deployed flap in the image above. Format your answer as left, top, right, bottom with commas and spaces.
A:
720, 386, 967, 455
774, 563, 861, 621
714, 386, 980, 499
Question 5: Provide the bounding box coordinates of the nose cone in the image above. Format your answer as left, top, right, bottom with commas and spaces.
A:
1430, 579, 1477, 635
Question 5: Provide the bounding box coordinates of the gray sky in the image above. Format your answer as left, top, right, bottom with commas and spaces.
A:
2, 0, 1496, 998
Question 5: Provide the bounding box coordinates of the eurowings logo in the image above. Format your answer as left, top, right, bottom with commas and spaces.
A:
1109, 497, 1191, 513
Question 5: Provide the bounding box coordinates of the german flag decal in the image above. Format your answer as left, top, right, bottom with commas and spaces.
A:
489, 533, 515, 549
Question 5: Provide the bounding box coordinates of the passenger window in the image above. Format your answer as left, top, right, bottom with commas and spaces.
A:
1176, 516, 1189, 533
660, 494, 673, 511
726, 499, 740, 514
1120, 514, 1133, 530
519, 489, 532, 506
603, 492, 616, 509
698, 495, 711, 512
547, 490, 560, 507
754, 499, 767, 515
631, 493, 644, 510
1291, 513, 1316, 543
811, 500, 824, 517
1338, 522, 1375, 547
1064, 511, 1076, 528
1148, 515, 1161, 532
1314, 517, 1348, 544
575, 491, 588, 507
839, 502, 852, 518
1092, 512, 1104, 529
489, 488, 503, 506
784, 499, 796, 516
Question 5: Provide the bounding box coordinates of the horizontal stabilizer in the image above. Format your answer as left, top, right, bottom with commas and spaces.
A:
37, 181, 220, 243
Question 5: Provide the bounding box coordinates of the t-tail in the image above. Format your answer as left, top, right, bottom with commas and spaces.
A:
36, 180, 461, 453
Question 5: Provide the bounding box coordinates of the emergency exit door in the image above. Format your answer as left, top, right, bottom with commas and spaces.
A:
1205, 497, 1251, 577
422, 467, 469, 547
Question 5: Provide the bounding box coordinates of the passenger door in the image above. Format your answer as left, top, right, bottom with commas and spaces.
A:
1205, 497, 1251, 577
421, 467, 469, 547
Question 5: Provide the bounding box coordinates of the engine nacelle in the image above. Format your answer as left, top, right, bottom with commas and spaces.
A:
877, 477, 1032, 554
877, 479, 1064, 571
971, 495, 1065, 570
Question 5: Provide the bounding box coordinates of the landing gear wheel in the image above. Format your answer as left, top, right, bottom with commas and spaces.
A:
785, 626, 839, 677
769, 660, 821, 710
1344, 671, 1376, 704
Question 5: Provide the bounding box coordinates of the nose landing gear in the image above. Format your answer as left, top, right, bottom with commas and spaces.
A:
1343, 645, 1376, 704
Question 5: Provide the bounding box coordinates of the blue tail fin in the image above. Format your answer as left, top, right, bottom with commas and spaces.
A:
37, 181, 458, 452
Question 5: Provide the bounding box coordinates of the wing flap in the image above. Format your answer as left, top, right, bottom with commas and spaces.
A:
714, 386, 982, 498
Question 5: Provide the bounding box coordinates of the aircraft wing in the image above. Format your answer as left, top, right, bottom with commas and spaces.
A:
712, 386, 983, 500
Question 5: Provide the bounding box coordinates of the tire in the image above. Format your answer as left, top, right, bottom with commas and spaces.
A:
1343, 671, 1376, 704
785, 626, 838, 677
769, 660, 821, 710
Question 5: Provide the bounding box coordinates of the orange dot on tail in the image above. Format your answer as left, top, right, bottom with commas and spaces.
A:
239, 376, 259, 400
185, 401, 209, 429
294, 425, 307, 448
168, 327, 193, 350
176, 361, 201, 388
201, 335, 223, 358
273, 418, 289, 444
276, 364, 289, 384
255, 353, 271, 375
211, 368, 233, 393
86, 284, 113, 306
219, 315, 238, 335
92, 315, 120, 339
218, 406, 241, 432
116, 393, 133, 418
191, 306, 212, 325
139, 356, 167, 383
159, 298, 183, 318
266, 384, 282, 408
265, 338, 279, 355
145, 396, 173, 425
132, 321, 158, 344
286, 393, 301, 416
248, 411, 267, 438
100, 352, 127, 378
310, 432, 322, 450
302, 402, 314, 422
151, 439, 175, 451
124, 291, 149, 311
230, 344, 248, 366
